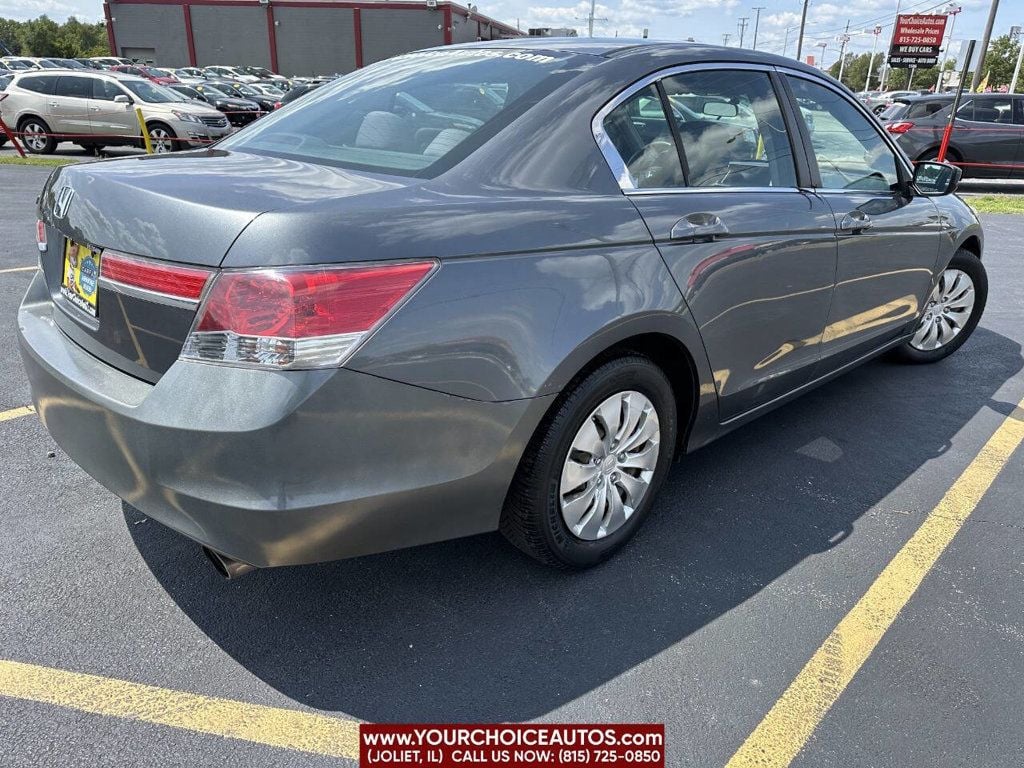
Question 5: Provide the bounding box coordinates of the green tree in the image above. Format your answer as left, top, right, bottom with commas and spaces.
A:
17, 15, 61, 57
980, 35, 1020, 88
0, 17, 24, 55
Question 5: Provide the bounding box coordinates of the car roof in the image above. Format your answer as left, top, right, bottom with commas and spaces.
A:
444, 37, 827, 78
12, 69, 147, 83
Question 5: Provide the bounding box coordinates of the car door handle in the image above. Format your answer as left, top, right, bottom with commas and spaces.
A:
670, 213, 729, 242
839, 210, 873, 232
48, 102, 58, 108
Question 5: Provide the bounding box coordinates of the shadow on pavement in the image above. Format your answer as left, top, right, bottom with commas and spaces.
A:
128, 327, 1022, 722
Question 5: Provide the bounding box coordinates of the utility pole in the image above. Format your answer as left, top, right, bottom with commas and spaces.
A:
971, 0, 1000, 91
576, 0, 608, 37
1010, 35, 1024, 92
817, 41, 828, 69
837, 21, 851, 84
751, 7, 766, 50
865, 24, 882, 91
880, 0, 903, 91
782, 27, 793, 57
723, 33, 732, 46
936, 4, 961, 92
796, 0, 810, 60
738, 17, 749, 48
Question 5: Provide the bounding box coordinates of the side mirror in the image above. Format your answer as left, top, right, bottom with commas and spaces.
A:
913, 161, 961, 196
113, 94, 132, 105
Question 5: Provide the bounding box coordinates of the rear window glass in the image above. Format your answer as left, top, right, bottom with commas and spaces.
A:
220, 49, 589, 177
17, 75, 57, 94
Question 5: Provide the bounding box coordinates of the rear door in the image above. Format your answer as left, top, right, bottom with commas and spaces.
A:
51, 75, 95, 138
954, 96, 1024, 178
597, 64, 838, 421
783, 73, 941, 372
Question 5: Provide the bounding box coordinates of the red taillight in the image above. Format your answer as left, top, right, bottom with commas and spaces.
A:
183, 261, 437, 369
273, 101, 282, 109
100, 251, 212, 302
886, 121, 915, 134
36, 220, 47, 252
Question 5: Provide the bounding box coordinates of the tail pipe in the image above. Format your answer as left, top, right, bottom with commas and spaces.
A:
202, 546, 258, 580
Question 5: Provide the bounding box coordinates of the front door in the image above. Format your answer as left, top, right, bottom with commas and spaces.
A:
87, 78, 139, 142
598, 66, 838, 421
784, 74, 941, 371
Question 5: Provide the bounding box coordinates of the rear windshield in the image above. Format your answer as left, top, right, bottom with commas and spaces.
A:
220, 48, 588, 176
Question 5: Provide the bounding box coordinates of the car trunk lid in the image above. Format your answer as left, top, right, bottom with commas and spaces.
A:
39, 150, 414, 382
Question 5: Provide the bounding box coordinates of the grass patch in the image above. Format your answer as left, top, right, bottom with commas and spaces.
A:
963, 194, 1024, 215
0, 155, 80, 167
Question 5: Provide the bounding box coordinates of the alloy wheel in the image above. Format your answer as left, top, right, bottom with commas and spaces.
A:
910, 268, 976, 351
23, 123, 47, 152
149, 127, 173, 153
559, 391, 661, 541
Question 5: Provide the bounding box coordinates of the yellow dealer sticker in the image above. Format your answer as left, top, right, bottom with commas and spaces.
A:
60, 239, 100, 317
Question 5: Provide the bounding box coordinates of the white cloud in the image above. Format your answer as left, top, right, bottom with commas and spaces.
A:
0, 0, 101, 22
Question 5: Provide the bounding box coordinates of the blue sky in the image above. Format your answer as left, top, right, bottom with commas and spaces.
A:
2, 0, 1021, 67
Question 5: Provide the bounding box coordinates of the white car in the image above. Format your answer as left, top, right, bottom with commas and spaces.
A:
202, 66, 259, 84
1, 70, 229, 154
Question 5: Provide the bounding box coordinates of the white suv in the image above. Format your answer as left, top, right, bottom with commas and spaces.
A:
0, 70, 230, 154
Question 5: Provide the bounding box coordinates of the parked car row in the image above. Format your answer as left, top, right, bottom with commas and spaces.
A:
0, 70, 230, 154
881, 93, 1024, 178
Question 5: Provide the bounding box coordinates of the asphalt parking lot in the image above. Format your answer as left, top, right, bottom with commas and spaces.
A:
1, 163, 1023, 767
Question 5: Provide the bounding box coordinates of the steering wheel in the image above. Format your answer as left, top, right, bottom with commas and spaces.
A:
626, 140, 679, 187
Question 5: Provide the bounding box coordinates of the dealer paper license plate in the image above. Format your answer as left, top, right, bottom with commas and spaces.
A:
60, 239, 101, 317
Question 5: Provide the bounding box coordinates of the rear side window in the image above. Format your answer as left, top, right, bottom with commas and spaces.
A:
221, 49, 590, 177
17, 75, 58, 95
55, 76, 94, 99
962, 97, 1016, 124
661, 70, 797, 188
602, 84, 685, 189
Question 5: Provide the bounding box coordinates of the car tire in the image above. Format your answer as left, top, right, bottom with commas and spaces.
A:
893, 249, 987, 364
917, 147, 960, 164
147, 122, 178, 153
17, 117, 56, 155
500, 355, 677, 569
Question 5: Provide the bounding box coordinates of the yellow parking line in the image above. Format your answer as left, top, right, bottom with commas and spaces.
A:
0, 266, 36, 274
726, 395, 1024, 768
0, 659, 361, 759
0, 405, 35, 423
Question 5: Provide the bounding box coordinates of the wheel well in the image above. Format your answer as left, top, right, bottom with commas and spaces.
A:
17, 114, 48, 130
564, 333, 699, 451
959, 235, 981, 260
919, 145, 961, 162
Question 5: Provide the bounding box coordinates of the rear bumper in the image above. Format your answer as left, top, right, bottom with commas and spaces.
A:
18, 272, 549, 567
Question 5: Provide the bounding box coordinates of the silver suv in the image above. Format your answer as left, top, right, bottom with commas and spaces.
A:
0, 70, 230, 154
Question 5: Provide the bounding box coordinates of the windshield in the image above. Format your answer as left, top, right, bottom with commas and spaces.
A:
123, 80, 181, 103
145, 67, 172, 77
200, 85, 229, 98
221, 49, 586, 176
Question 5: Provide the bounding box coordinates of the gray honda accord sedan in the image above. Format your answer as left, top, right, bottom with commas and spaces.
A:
19, 40, 986, 576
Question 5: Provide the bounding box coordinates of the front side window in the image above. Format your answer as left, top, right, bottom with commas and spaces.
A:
662, 69, 797, 188
222, 49, 589, 176
787, 75, 900, 192
602, 84, 685, 189
92, 79, 125, 101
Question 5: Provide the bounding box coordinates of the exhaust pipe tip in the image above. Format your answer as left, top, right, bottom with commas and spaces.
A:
202, 546, 257, 580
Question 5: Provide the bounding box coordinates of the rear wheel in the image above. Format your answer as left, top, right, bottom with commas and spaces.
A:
147, 122, 178, 153
893, 249, 987, 364
18, 117, 56, 154
500, 355, 677, 569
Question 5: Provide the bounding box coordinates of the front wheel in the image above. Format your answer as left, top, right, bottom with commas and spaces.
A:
893, 249, 987, 364
500, 355, 677, 569
147, 122, 178, 153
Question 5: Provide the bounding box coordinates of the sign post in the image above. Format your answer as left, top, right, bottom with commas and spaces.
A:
937, 39, 975, 163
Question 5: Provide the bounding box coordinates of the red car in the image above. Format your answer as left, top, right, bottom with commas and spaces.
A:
110, 65, 179, 85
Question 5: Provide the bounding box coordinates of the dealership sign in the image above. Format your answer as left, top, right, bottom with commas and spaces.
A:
887, 13, 948, 68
